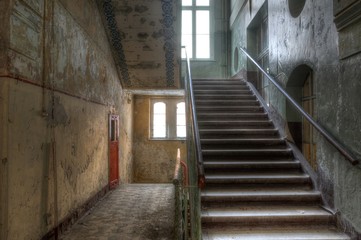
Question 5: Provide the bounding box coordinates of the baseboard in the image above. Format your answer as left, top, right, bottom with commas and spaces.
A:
42, 184, 110, 240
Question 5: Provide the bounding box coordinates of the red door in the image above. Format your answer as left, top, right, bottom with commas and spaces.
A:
109, 115, 119, 189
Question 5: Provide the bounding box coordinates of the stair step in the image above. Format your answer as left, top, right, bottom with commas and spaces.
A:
202, 149, 292, 156
199, 129, 279, 137
205, 173, 311, 184
201, 205, 333, 226
195, 100, 260, 106
202, 226, 350, 240
197, 113, 268, 121
196, 106, 264, 112
203, 160, 300, 169
193, 79, 246, 85
195, 94, 257, 100
194, 89, 252, 95
198, 120, 274, 129
201, 138, 287, 149
193, 85, 250, 90
201, 188, 321, 203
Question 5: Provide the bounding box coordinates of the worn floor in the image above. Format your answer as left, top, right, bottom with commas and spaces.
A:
60, 184, 175, 240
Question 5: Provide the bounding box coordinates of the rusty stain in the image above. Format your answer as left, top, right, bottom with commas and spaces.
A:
140, 17, 147, 24
137, 32, 149, 40
134, 5, 148, 13
152, 29, 163, 39
118, 5, 133, 15
143, 45, 152, 51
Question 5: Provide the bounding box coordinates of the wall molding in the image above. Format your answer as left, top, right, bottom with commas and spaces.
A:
334, 0, 361, 31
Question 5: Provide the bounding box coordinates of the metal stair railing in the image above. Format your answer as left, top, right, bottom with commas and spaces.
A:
182, 46, 204, 240
240, 47, 359, 166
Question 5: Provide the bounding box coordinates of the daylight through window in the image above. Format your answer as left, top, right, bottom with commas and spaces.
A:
182, 0, 212, 59
151, 99, 186, 140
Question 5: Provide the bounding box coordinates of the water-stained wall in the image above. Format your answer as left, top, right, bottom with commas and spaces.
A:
133, 95, 186, 183
98, 0, 181, 89
0, 0, 133, 239
230, 0, 361, 236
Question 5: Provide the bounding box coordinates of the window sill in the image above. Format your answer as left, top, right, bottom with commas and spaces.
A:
149, 138, 186, 141
181, 59, 216, 62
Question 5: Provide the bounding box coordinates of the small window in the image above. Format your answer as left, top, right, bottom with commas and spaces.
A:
150, 99, 186, 140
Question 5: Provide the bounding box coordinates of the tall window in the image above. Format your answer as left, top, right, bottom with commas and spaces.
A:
150, 99, 186, 139
177, 102, 186, 137
182, 0, 213, 59
153, 102, 166, 138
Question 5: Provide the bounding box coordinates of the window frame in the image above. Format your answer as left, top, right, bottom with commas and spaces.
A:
149, 98, 186, 140
181, 0, 215, 60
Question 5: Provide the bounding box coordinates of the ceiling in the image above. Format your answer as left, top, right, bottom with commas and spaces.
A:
98, 0, 181, 89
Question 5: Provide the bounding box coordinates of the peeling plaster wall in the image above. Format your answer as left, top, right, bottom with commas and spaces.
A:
133, 95, 186, 183
231, 0, 361, 235
0, 0, 133, 239
0, 1, 11, 74
99, 0, 181, 88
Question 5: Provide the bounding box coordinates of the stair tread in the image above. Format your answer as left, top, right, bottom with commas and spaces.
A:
202, 189, 320, 197
202, 226, 350, 240
201, 138, 284, 141
203, 149, 291, 152
206, 173, 309, 178
198, 120, 271, 123
201, 205, 331, 217
198, 113, 265, 115
203, 160, 299, 166
200, 128, 277, 132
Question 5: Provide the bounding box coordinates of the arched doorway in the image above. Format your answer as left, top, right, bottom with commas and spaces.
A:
286, 65, 317, 170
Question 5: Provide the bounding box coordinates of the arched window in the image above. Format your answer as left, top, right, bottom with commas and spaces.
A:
150, 99, 186, 140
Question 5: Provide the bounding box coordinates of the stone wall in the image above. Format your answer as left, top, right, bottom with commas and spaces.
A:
0, 0, 133, 239
230, 0, 361, 236
133, 95, 186, 183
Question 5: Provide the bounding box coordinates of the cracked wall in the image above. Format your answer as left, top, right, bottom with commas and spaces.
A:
0, 0, 133, 239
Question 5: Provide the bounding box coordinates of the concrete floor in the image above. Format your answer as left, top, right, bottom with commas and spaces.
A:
60, 184, 175, 240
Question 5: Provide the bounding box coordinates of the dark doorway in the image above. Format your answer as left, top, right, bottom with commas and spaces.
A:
286, 65, 317, 170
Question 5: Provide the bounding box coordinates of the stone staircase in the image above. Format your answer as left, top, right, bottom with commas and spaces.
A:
193, 78, 350, 240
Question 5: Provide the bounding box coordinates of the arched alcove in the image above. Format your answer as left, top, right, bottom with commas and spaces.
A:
288, 0, 306, 18
286, 64, 317, 169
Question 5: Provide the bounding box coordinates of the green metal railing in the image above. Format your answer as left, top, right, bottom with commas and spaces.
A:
173, 148, 188, 240
182, 46, 203, 240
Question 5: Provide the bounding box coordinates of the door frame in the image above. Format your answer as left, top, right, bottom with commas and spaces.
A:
109, 114, 119, 189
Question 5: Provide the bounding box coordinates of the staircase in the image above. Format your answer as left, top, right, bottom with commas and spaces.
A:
193, 78, 350, 240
